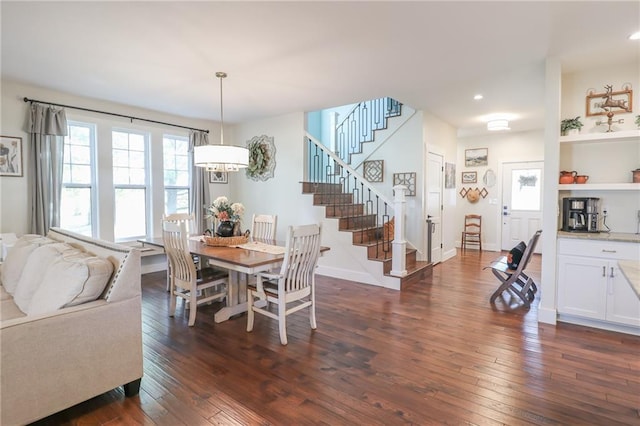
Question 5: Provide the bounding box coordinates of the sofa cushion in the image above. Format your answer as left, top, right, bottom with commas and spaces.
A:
12, 243, 81, 313
1, 235, 56, 295
27, 252, 114, 316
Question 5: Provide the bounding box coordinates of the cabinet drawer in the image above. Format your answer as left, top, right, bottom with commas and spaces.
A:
558, 238, 640, 260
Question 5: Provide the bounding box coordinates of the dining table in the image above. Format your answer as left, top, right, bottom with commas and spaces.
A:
138, 236, 328, 323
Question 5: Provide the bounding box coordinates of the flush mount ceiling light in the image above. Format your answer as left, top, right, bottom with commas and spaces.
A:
194, 72, 249, 172
473, 94, 483, 100
629, 31, 640, 40
487, 119, 510, 131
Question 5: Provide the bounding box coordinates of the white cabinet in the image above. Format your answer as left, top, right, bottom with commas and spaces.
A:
557, 238, 640, 330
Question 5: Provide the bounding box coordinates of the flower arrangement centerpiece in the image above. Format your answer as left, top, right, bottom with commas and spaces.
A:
206, 196, 245, 237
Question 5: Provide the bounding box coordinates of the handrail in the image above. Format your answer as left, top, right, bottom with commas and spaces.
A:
305, 132, 392, 207
334, 97, 402, 165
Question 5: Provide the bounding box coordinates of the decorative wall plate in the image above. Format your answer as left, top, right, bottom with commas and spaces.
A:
483, 169, 496, 187
246, 135, 276, 181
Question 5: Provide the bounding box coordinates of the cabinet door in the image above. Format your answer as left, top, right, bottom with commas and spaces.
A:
606, 263, 640, 327
557, 255, 607, 319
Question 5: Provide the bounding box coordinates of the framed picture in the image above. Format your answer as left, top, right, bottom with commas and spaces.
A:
0, 136, 23, 177
586, 84, 632, 117
209, 171, 228, 184
393, 172, 416, 196
462, 171, 477, 184
444, 162, 456, 188
363, 159, 383, 182
465, 148, 488, 167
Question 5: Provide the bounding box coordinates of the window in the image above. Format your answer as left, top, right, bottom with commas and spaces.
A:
163, 135, 190, 214
113, 130, 148, 240
61, 122, 96, 236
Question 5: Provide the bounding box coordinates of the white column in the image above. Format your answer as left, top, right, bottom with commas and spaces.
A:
390, 185, 408, 277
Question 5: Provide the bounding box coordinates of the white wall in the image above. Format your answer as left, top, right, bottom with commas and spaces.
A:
456, 130, 545, 251
423, 112, 458, 261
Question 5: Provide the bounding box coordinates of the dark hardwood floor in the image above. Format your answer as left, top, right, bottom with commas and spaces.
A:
31, 251, 640, 425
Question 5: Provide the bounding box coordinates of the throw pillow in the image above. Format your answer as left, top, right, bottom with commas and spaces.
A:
12, 243, 79, 313
507, 241, 527, 270
27, 251, 114, 316
1, 235, 56, 295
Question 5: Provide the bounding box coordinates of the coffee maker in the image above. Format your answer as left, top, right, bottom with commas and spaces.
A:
562, 197, 600, 232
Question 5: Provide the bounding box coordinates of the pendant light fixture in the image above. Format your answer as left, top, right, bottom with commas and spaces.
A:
194, 72, 249, 172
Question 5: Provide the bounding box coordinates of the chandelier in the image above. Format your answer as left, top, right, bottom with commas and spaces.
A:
194, 72, 249, 172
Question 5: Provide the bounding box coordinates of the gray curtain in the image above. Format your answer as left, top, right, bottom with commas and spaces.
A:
189, 131, 210, 234
26, 103, 68, 235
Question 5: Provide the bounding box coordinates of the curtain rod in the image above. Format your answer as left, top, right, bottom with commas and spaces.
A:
23, 97, 209, 134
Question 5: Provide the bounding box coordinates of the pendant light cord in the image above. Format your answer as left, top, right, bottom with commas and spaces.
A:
216, 71, 227, 145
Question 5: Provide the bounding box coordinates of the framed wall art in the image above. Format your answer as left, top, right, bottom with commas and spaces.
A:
0, 135, 23, 177
393, 172, 416, 196
586, 84, 632, 117
461, 171, 477, 184
209, 171, 228, 184
465, 148, 488, 167
363, 159, 383, 182
444, 162, 456, 188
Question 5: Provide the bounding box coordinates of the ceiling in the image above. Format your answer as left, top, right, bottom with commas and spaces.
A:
2, 1, 639, 137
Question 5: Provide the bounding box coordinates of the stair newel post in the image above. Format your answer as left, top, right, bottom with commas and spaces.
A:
390, 184, 408, 277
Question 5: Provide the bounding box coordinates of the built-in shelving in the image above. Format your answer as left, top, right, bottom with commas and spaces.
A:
558, 183, 640, 191
559, 129, 640, 144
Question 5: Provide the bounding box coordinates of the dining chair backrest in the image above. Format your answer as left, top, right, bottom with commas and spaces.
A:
162, 220, 197, 284
163, 213, 195, 236
279, 223, 322, 293
251, 214, 277, 241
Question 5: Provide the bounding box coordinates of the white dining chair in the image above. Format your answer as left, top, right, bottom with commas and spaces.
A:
246, 223, 322, 345
251, 214, 277, 241
162, 219, 227, 326
162, 213, 200, 291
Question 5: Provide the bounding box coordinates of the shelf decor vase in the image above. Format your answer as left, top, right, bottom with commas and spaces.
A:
559, 170, 577, 184
216, 221, 235, 237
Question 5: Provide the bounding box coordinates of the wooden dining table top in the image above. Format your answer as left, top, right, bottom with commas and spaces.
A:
138, 237, 329, 270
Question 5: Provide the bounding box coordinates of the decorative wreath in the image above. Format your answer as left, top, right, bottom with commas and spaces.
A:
246, 135, 276, 181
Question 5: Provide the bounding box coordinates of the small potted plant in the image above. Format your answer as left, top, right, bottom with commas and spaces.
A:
560, 116, 584, 136
635, 115, 640, 128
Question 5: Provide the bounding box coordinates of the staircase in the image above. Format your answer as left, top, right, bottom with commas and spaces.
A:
335, 97, 402, 166
304, 134, 431, 289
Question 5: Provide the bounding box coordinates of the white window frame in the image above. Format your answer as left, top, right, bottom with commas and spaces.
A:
163, 134, 191, 215
61, 120, 98, 237
112, 128, 151, 242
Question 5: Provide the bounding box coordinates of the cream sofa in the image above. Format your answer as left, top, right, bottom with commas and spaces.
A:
0, 227, 143, 426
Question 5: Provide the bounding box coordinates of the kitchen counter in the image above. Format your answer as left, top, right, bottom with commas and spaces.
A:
618, 260, 640, 300
557, 231, 640, 244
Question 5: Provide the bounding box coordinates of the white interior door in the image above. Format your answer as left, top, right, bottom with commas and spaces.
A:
427, 152, 443, 264
501, 161, 543, 253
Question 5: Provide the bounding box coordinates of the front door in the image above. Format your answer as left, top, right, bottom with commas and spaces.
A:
426, 152, 443, 264
501, 161, 543, 253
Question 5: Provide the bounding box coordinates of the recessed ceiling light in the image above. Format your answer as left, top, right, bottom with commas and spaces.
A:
474, 94, 483, 100
629, 31, 640, 40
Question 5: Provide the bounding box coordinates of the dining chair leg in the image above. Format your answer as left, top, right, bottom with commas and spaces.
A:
279, 307, 288, 345
169, 284, 177, 318
246, 292, 255, 332
187, 285, 197, 326
310, 290, 317, 330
